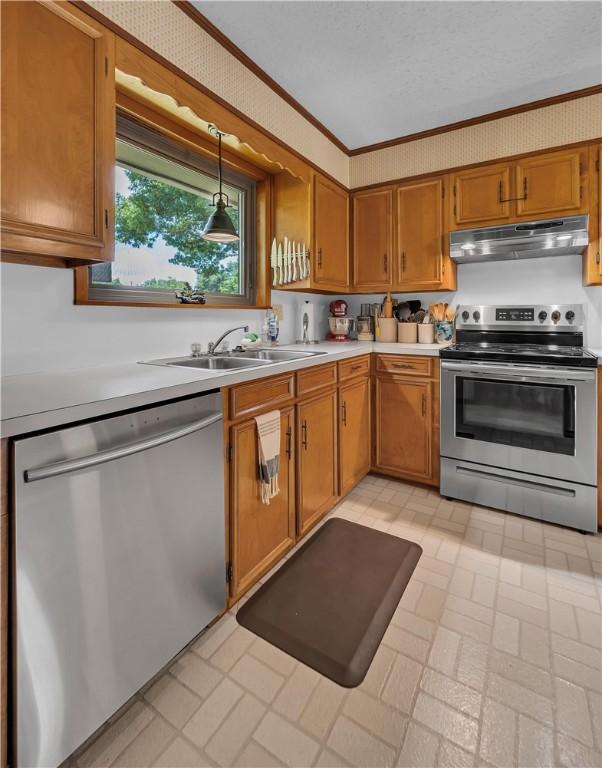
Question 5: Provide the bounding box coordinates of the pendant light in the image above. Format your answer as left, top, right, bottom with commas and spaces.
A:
201, 126, 239, 242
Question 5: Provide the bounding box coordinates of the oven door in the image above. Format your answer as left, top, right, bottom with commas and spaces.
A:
441, 361, 597, 485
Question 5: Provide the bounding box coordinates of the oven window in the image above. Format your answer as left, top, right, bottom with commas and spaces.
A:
455, 377, 575, 455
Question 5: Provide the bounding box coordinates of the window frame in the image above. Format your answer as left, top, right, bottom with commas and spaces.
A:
87, 114, 257, 307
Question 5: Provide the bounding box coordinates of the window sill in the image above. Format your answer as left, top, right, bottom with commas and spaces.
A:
74, 298, 271, 310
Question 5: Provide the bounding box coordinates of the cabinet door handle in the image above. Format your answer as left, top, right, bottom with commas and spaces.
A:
499, 176, 528, 203
350, 363, 364, 372
286, 426, 292, 459
401, 252, 406, 272
596, 251, 601, 265
421, 393, 427, 417
342, 401, 347, 426
383, 253, 388, 273
302, 420, 308, 450
392, 362, 412, 369
317, 248, 322, 269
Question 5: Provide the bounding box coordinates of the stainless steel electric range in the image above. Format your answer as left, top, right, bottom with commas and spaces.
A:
440, 304, 598, 532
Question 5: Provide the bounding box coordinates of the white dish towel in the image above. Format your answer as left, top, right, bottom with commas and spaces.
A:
254, 410, 281, 504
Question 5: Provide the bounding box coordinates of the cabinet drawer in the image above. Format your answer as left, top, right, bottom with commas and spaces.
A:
229, 373, 295, 420
375, 354, 434, 378
297, 362, 337, 397
338, 355, 370, 382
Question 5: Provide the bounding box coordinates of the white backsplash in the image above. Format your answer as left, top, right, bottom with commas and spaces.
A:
0, 263, 331, 376
1, 255, 600, 377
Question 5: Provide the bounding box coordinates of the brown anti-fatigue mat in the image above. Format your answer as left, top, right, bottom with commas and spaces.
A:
236, 518, 422, 687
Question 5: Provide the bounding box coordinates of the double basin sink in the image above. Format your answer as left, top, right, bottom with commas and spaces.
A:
143, 348, 327, 372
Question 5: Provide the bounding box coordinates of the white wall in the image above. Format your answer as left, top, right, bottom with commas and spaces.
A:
343, 254, 602, 350
0, 263, 331, 376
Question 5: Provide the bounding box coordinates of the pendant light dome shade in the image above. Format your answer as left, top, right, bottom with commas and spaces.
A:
202, 196, 239, 242
202, 128, 239, 243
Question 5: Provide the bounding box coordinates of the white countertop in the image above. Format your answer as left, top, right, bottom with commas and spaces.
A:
0, 341, 445, 438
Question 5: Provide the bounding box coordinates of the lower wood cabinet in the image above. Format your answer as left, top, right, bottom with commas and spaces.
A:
229, 407, 296, 600
297, 388, 338, 537
339, 376, 371, 496
373, 357, 440, 486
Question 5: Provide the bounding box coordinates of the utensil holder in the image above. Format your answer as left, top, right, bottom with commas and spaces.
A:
418, 324, 435, 344
397, 322, 418, 343
377, 318, 398, 343
435, 320, 453, 344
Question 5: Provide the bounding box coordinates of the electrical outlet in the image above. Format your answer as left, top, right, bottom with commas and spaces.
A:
272, 303, 284, 321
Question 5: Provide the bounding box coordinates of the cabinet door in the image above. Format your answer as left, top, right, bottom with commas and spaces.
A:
451, 163, 512, 227
514, 148, 586, 219
297, 389, 338, 536
313, 174, 350, 290
230, 408, 295, 599
374, 376, 432, 483
352, 188, 393, 290
1, 1, 114, 265
339, 377, 371, 496
397, 178, 444, 288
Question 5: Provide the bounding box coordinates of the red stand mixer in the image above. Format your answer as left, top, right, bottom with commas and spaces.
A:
327, 299, 355, 341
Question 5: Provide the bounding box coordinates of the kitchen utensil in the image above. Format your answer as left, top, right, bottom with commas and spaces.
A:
383, 292, 393, 319
328, 316, 355, 341
396, 302, 411, 321
277, 243, 283, 284
408, 300, 422, 314
296, 300, 318, 344
398, 322, 418, 343
271, 239, 278, 285
291, 241, 298, 281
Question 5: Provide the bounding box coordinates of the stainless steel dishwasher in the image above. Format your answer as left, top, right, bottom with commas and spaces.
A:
13, 392, 226, 768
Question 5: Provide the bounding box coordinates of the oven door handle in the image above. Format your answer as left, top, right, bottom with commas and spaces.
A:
441, 361, 595, 382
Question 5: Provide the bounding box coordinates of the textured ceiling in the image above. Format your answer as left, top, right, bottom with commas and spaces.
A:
192, 1, 602, 150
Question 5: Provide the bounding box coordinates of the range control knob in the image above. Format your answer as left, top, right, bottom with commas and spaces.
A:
462, 310, 469, 321
551, 310, 561, 323
473, 310, 481, 322
565, 310, 575, 323
538, 310, 548, 322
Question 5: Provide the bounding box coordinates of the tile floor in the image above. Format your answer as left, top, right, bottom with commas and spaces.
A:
73, 475, 602, 768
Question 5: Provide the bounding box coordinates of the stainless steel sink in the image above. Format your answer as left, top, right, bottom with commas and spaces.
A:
232, 349, 327, 362
164, 357, 271, 370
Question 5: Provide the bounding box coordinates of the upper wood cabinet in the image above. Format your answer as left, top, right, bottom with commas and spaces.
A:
297, 388, 338, 537
273, 171, 349, 292
313, 174, 350, 290
352, 188, 393, 291
339, 376, 371, 496
397, 177, 453, 290
229, 407, 296, 600
1, 1, 115, 266
451, 163, 513, 227
450, 148, 589, 229
584, 143, 602, 285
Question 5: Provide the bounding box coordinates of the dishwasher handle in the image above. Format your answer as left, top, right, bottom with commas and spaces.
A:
24, 411, 223, 483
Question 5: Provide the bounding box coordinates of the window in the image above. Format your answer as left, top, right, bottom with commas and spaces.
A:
89, 116, 256, 306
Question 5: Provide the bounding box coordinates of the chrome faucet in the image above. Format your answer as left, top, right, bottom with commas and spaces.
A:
207, 325, 249, 355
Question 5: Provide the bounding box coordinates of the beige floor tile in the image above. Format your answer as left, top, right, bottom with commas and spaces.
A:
488, 649, 553, 697
153, 737, 209, 767
413, 692, 478, 753
204, 693, 266, 766
396, 721, 439, 767
391, 606, 436, 641
492, 612, 519, 656
229, 653, 286, 703
254, 711, 320, 767
519, 623, 551, 670
416, 585, 447, 621
193, 615, 237, 659
478, 697, 516, 768
456, 637, 489, 693
209, 626, 255, 673
249, 638, 298, 676
553, 653, 602, 693
182, 678, 243, 749
428, 626, 461, 677
555, 678, 594, 747
472, 576, 497, 608
382, 624, 430, 662
236, 741, 284, 767
575, 607, 602, 649
487, 673, 553, 726
144, 675, 201, 730
381, 653, 423, 714
77, 702, 155, 768
343, 688, 407, 748
552, 633, 601, 670
273, 663, 320, 722
328, 715, 396, 768
420, 669, 481, 719
496, 595, 548, 628
556, 732, 602, 768
587, 691, 602, 752
299, 676, 347, 741
449, 569, 475, 599
170, 652, 223, 700
445, 595, 494, 626
437, 740, 475, 768
314, 748, 350, 767
440, 609, 491, 644
517, 715, 554, 768
112, 716, 175, 767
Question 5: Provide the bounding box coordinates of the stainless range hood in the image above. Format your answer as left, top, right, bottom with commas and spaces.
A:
450, 215, 589, 264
